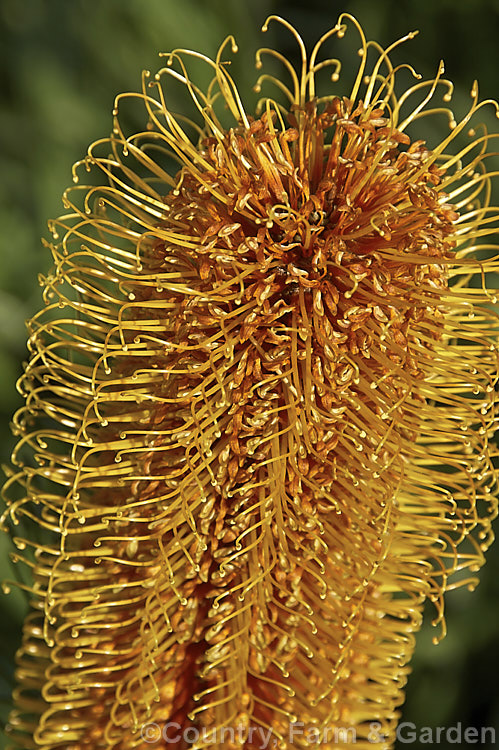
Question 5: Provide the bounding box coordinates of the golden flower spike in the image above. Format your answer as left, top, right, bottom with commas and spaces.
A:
2, 13, 499, 750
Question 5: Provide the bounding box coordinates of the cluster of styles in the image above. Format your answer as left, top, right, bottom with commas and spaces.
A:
2, 14, 499, 750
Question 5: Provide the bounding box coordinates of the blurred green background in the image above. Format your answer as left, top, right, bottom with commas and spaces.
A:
1, 0, 498, 748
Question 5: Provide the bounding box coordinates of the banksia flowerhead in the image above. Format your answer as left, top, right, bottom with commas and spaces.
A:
3, 13, 499, 750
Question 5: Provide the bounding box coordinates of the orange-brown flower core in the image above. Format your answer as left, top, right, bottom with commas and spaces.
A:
98, 97, 459, 746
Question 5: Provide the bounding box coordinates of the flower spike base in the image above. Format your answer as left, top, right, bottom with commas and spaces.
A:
2, 14, 499, 750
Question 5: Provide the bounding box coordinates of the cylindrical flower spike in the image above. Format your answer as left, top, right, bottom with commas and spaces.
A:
2, 14, 499, 750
